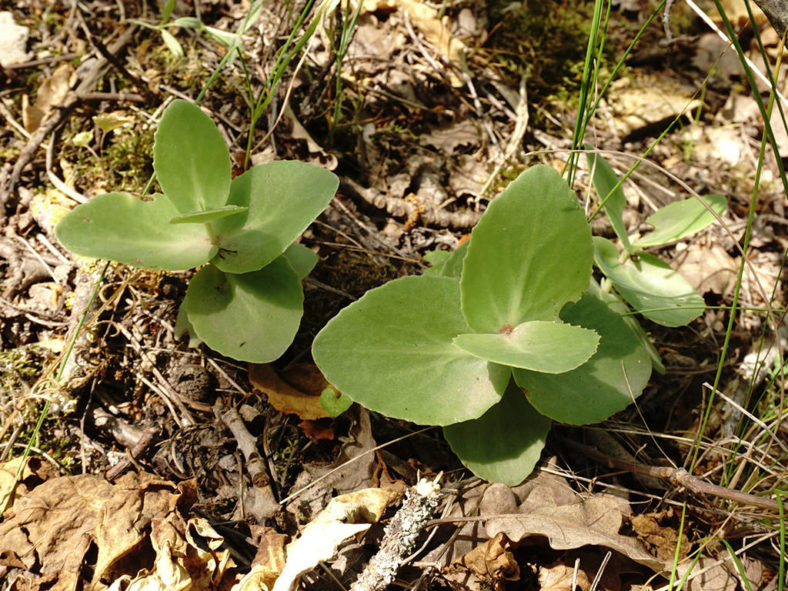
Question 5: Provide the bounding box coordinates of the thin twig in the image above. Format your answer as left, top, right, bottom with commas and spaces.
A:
104, 427, 157, 481
563, 438, 781, 512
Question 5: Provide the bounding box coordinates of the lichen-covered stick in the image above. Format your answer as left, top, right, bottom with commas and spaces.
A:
350, 477, 442, 591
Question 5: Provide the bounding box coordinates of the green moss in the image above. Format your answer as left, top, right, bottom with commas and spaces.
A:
484, 0, 617, 103
102, 125, 155, 191
0, 346, 45, 390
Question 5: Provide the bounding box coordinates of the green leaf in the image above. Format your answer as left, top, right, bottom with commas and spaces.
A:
424, 241, 470, 278
460, 165, 593, 333
320, 387, 353, 417
422, 250, 450, 276
312, 276, 510, 426
513, 292, 652, 425
594, 237, 704, 327
587, 280, 665, 374
160, 0, 176, 22
452, 321, 599, 373
204, 26, 237, 47
211, 161, 339, 274
632, 194, 727, 247
153, 100, 231, 214
184, 258, 304, 363
159, 29, 184, 58
443, 381, 552, 485
170, 205, 248, 224
440, 240, 470, 278
586, 151, 633, 253
55, 193, 216, 270
172, 17, 203, 28
282, 243, 318, 279
174, 303, 202, 348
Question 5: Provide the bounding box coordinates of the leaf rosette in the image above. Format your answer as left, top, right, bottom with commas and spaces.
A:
57, 100, 338, 363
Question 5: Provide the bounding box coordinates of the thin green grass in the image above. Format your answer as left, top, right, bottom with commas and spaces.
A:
329, 0, 363, 143
568, 0, 788, 584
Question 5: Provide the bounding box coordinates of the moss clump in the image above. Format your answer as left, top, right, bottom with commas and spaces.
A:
102, 125, 155, 191
484, 0, 615, 102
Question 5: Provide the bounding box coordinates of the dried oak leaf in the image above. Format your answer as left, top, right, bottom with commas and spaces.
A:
457, 532, 519, 581
110, 512, 234, 591
538, 560, 592, 591
482, 473, 665, 571
630, 511, 689, 564
0, 471, 186, 591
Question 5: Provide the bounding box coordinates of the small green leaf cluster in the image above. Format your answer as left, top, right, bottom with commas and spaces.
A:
133, 0, 244, 58
313, 163, 724, 485
56, 100, 339, 363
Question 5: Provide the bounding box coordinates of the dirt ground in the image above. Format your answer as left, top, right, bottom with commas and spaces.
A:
1, 0, 787, 589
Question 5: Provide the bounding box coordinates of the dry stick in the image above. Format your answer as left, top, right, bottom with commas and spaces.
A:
350, 477, 442, 591
213, 400, 271, 489
104, 427, 157, 482
562, 438, 781, 512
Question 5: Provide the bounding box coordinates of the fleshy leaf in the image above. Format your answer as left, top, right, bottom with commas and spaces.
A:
443, 382, 552, 485
460, 165, 592, 332
170, 205, 247, 224
594, 237, 704, 327
56, 193, 216, 270
320, 387, 354, 417
153, 100, 231, 214
452, 321, 599, 373
184, 258, 303, 363
632, 194, 727, 247
514, 292, 652, 425
423, 241, 470, 279
312, 276, 510, 426
283, 243, 318, 279
422, 250, 450, 276
211, 161, 339, 274
587, 151, 633, 253
159, 29, 184, 58
587, 280, 665, 374
174, 303, 202, 348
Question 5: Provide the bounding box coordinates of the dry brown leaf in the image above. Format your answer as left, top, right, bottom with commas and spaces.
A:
482, 473, 665, 571
673, 242, 737, 297
298, 419, 336, 441
630, 512, 689, 564
233, 528, 288, 591
606, 74, 700, 137
457, 532, 519, 582
538, 561, 592, 591
249, 363, 332, 421
0, 471, 186, 591
357, 0, 466, 66
0, 457, 37, 511
23, 63, 75, 133
420, 120, 481, 154
286, 409, 379, 526
109, 512, 234, 591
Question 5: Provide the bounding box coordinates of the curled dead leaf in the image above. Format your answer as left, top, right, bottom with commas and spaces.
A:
457, 532, 519, 582
0, 472, 188, 591
249, 363, 333, 420
23, 63, 75, 133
